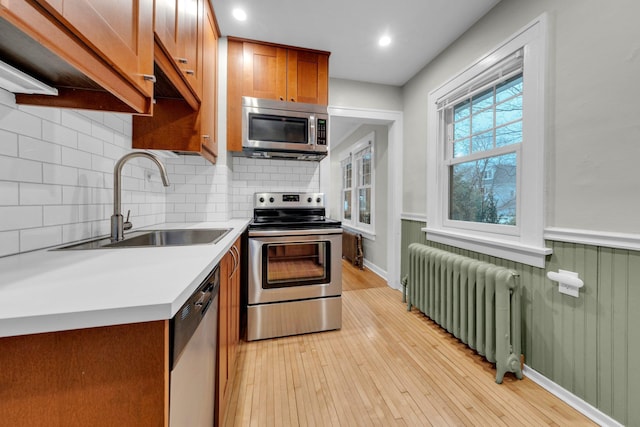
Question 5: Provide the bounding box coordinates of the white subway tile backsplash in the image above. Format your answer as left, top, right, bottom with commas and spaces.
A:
78, 133, 104, 155
0, 156, 42, 183
1, 98, 166, 256
0, 182, 19, 205
20, 226, 62, 252
0, 129, 18, 156
0, 104, 42, 139
1, 95, 323, 255
103, 113, 125, 134
0, 231, 19, 257
61, 110, 92, 135
63, 186, 93, 205
42, 121, 78, 148
19, 183, 62, 205
91, 122, 115, 144
44, 205, 80, 226
0, 206, 42, 231
61, 147, 92, 169
43, 163, 79, 186
19, 136, 62, 164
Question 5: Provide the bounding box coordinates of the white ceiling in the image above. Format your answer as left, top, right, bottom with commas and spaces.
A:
213, 0, 501, 86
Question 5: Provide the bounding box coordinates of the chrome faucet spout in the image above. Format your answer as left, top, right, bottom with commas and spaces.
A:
111, 151, 170, 241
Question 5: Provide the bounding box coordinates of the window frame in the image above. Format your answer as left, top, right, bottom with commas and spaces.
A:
340, 132, 375, 236
425, 15, 551, 268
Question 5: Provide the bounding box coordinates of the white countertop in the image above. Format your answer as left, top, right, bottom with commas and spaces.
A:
0, 220, 250, 338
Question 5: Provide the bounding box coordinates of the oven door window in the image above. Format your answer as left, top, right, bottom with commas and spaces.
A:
262, 242, 331, 288
249, 113, 308, 144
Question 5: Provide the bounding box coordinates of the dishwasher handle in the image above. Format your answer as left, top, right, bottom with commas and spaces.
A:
170, 265, 220, 370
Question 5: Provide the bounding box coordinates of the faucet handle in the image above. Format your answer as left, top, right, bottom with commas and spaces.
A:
124, 209, 132, 231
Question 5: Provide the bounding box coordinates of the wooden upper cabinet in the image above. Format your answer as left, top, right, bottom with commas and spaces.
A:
0, 0, 154, 114
226, 38, 330, 151
242, 42, 287, 101
38, 0, 154, 98
287, 50, 329, 105
154, 0, 203, 100
132, 0, 218, 164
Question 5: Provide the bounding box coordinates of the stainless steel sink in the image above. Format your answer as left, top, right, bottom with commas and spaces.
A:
56, 228, 231, 250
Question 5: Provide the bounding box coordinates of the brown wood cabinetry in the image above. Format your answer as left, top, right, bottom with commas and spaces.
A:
0, 321, 169, 426
132, 0, 219, 164
154, 0, 203, 100
217, 236, 242, 426
226, 38, 330, 151
0, 0, 154, 114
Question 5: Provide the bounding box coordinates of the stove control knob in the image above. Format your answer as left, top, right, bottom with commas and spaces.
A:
316, 197, 322, 203
259, 197, 265, 203
269, 197, 274, 203
307, 197, 312, 203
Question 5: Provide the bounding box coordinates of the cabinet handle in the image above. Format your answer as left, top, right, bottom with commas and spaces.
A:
279, 97, 284, 101
230, 245, 238, 277
142, 74, 156, 83
185, 70, 195, 76
176, 57, 188, 64
202, 134, 210, 139
290, 98, 295, 102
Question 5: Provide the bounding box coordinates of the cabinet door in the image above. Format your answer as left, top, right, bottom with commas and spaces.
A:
155, 0, 202, 98
178, 0, 202, 96
199, 2, 218, 162
243, 42, 287, 101
216, 248, 232, 426
154, 0, 179, 58
287, 49, 329, 104
38, 0, 154, 98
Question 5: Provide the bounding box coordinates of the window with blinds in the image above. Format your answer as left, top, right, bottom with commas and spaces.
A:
425, 15, 548, 267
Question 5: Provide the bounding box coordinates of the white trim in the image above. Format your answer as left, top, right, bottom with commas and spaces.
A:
362, 259, 390, 285
328, 106, 403, 289
342, 224, 376, 242
426, 14, 548, 268
424, 227, 551, 268
545, 227, 640, 251
401, 212, 428, 222
523, 365, 623, 427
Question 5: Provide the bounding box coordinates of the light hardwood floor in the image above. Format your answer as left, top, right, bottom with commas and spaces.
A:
224, 261, 595, 426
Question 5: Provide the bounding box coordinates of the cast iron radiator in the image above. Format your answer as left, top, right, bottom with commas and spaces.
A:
407, 243, 523, 384
342, 229, 364, 269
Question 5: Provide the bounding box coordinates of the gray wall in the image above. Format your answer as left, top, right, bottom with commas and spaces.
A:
330, 124, 389, 271
402, 0, 640, 233
329, 78, 403, 111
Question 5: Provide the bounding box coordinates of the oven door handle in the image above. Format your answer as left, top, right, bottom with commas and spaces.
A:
248, 228, 343, 237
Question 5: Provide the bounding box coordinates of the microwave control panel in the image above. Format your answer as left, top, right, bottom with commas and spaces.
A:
316, 119, 327, 145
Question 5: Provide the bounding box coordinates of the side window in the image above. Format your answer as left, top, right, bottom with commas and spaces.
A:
426, 16, 549, 267
340, 133, 375, 232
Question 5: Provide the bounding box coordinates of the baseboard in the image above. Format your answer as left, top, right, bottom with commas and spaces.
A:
362, 259, 396, 288
523, 365, 622, 427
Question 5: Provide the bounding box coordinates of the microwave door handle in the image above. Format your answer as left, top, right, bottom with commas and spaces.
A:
309, 115, 316, 145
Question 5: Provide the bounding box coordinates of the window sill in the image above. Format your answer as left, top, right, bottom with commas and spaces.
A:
342, 224, 376, 241
423, 227, 551, 268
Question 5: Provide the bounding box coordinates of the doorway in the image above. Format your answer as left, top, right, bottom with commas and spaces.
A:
321, 106, 403, 290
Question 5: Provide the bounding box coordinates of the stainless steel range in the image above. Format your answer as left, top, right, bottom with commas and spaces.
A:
246, 192, 342, 341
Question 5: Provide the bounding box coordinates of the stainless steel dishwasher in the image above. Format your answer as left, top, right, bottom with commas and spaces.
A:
169, 265, 219, 426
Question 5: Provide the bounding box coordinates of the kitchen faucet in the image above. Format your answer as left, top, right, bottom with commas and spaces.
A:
111, 151, 170, 241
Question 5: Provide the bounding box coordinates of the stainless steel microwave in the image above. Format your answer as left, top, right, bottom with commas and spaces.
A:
241, 96, 328, 161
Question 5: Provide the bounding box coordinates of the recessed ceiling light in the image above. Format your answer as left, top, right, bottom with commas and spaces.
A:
232, 8, 247, 21
378, 35, 391, 47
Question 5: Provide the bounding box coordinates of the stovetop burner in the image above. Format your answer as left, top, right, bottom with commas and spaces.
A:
249, 192, 342, 230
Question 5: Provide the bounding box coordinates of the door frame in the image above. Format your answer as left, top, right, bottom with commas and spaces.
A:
322, 106, 403, 290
